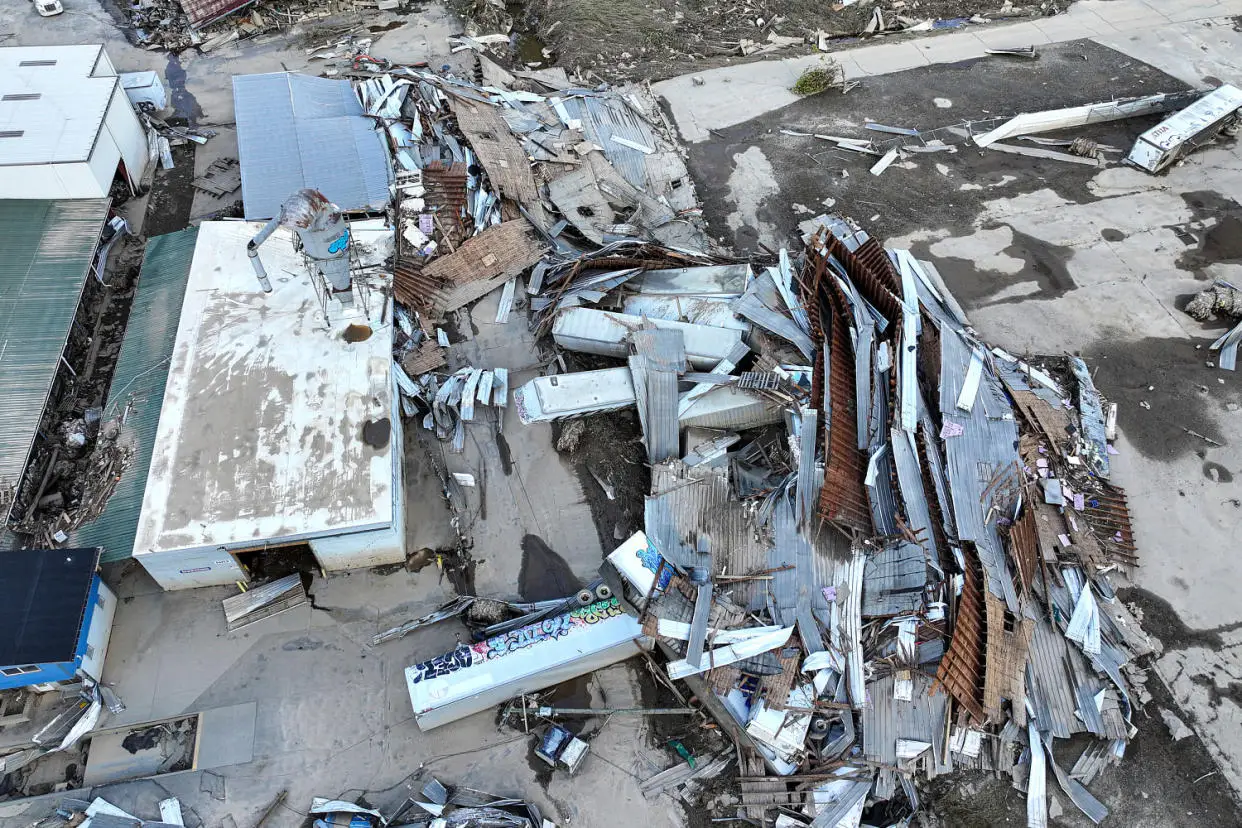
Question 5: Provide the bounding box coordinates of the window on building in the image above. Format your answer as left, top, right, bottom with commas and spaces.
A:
85, 644, 96, 659
1, 94, 41, 101
1, 665, 41, 677
0, 131, 24, 138
96, 593, 106, 610
18, 60, 57, 67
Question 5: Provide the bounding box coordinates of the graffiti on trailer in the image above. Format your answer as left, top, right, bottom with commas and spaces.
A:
407, 597, 625, 685
636, 539, 674, 591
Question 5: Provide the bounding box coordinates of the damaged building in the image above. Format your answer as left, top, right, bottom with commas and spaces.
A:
129, 218, 405, 589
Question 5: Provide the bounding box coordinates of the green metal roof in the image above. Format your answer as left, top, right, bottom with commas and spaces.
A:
74, 227, 198, 563
0, 199, 110, 524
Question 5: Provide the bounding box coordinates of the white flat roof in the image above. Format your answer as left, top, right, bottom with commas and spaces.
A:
134, 220, 395, 556
0, 45, 119, 167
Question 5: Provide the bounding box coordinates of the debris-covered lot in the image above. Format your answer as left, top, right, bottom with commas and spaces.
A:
2, 0, 1242, 827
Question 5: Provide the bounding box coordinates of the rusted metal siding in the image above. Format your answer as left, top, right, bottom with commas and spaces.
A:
936, 544, 987, 723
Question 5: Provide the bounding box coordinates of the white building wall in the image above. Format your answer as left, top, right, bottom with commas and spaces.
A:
310, 525, 404, 571
0, 162, 103, 200
102, 86, 148, 189
389, 369, 407, 559
137, 546, 248, 590
78, 581, 117, 683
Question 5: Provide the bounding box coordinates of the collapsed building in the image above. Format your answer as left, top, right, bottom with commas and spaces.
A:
0, 32, 1166, 826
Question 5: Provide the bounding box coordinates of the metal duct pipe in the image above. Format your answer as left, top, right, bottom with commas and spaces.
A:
246, 214, 282, 293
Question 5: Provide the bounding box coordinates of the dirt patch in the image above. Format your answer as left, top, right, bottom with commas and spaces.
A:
362, 418, 392, 448
519, 0, 1051, 82
1080, 334, 1239, 460
554, 410, 649, 555
343, 323, 373, 342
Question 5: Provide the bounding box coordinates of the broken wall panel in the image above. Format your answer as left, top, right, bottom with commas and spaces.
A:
982, 592, 1032, 723
448, 99, 538, 203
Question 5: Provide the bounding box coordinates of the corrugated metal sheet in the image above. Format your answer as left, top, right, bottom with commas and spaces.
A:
731, 270, 814, 360
73, 228, 197, 562
0, 198, 109, 525
863, 672, 946, 765
233, 73, 392, 220
178, 0, 256, 27
861, 541, 926, 617
564, 94, 660, 192
1025, 615, 1082, 739
939, 329, 1020, 611
631, 328, 684, 462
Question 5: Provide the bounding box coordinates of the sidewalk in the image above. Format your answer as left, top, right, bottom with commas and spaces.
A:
653, 0, 1242, 142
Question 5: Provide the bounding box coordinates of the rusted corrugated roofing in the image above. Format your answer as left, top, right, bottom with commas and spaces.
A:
807, 251, 873, 535
179, 0, 257, 27
935, 544, 986, 723
448, 98, 538, 203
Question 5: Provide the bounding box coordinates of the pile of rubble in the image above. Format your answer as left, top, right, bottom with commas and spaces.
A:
335, 51, 1151, 826
120, 0, 377, 53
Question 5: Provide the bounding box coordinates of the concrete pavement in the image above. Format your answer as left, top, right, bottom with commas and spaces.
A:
654, 0, 1242, 142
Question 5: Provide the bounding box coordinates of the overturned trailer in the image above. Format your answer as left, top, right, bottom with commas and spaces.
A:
405, 596, 650, 730
1126, 84, 1242, 172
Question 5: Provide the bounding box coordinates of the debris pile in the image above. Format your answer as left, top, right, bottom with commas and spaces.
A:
780, 89, 1220, 177
327, 47, 1155, 824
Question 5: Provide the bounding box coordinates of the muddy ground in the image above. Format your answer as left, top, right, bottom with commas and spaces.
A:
502, 0, 1059, 82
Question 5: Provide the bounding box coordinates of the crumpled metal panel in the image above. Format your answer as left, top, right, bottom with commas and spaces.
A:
861, 540, 927, 617
0, 198, 110, 526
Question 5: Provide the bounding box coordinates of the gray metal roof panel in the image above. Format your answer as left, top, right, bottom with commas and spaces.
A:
0, 198, 109, 523
861, 541, 926, 617
73, 228, 198, 562
233, 73, 391, 220
939, 329, 1020, 609
565, 94, 659, 191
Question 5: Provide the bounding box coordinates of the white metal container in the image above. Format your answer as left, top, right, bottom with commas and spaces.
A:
1127, 85, 1242, 172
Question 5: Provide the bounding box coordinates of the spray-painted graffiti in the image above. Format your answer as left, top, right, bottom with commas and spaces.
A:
636, 539, 674, 590
408, 597, 626, 685
327, 228, 350, 254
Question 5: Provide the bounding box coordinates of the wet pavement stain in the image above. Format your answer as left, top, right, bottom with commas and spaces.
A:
1118, 587, 1242, 650
518, 534, 580, 602
1101, 228, 1126, 242
1176, 191, 1242, 278
361, 417, 391, 449
496, 431, 514, 476
164, 53, 204, 125
1082, 335, 1236, 460
911, 226, 1078, 310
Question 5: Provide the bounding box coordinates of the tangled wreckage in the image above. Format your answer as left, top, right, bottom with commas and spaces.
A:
344, 49, 1152, 828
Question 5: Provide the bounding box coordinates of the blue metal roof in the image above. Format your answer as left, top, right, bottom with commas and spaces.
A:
73, 228, 197, 562
233, 73, 393, 220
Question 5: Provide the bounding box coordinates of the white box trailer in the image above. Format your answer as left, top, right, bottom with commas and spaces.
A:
1127, 85, 1242, 173
512, 367, 635, 424
405, 596, 649, 730
553, 307, 747, 370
